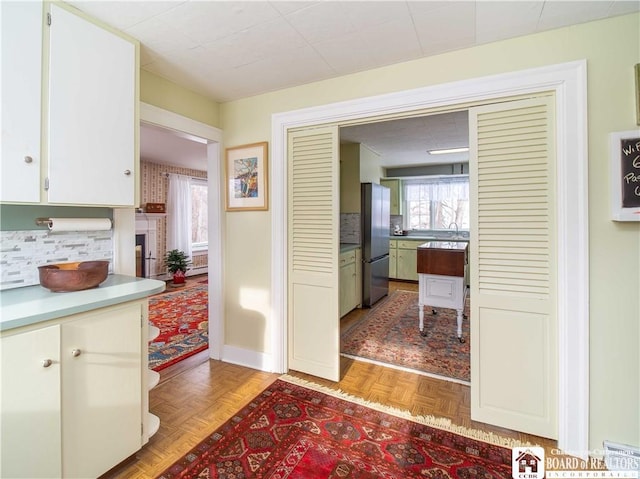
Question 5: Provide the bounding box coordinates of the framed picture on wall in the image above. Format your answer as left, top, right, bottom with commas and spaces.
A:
225, 141, 269, 211
610, 129, 640, 221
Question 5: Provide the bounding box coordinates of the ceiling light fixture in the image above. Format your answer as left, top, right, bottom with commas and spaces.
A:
428, 147, 469, 155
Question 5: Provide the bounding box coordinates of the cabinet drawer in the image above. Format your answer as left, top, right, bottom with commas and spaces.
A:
397, 240, 422, 249
389, 240, 397, 249
340, 250, 356, 266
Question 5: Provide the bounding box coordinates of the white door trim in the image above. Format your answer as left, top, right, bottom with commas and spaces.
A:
270, 60, 589, 456
140, 102, 224, 360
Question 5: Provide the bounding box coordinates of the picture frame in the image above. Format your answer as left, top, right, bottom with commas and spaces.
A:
609, 129, 640, 221
225, 141, 269, 211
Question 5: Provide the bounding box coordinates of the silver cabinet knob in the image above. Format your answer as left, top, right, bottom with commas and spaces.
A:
71, 349, 81, 357
42, 359, 53, 368
24, 156, 33, 164
124, 169, 131, 176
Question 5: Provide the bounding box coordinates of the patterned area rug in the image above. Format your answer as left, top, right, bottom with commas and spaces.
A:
341, 290, 470, 382
148, 282, 209, 371
157, 375, 518, 479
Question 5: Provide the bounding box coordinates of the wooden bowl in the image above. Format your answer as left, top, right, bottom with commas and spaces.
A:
38, 261, 109, 292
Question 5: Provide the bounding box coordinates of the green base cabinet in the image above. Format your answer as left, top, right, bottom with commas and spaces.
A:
340, 248, 361, 317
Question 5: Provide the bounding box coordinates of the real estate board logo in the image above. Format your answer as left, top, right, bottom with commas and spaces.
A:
513, 447, 546, 479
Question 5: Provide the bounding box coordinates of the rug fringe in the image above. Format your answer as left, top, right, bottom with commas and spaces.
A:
279, 373, 538, 449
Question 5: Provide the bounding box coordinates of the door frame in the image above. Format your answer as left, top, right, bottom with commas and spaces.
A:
271, 60, 589, 455
139, 102, 224, 360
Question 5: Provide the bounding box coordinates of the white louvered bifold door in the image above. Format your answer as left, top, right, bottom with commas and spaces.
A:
288, 126, 340, 381
469, 96, 558, 439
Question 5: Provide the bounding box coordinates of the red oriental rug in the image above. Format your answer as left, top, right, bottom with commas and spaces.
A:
341, 290, 470, 383
148, 282, 209, 371
157, 376, 521, 479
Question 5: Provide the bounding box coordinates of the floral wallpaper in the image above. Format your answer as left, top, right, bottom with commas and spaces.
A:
140, 160, 208, 277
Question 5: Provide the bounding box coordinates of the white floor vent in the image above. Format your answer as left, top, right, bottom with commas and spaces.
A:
604, 441, 640, 474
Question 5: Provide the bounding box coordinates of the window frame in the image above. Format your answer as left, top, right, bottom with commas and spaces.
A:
190, 177, 208, 253
402, 175, 470, 232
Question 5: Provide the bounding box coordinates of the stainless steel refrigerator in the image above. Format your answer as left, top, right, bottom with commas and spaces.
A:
361, 182, 390, 307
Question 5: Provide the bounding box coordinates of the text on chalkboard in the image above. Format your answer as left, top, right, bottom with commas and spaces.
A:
621, 138, 640, 208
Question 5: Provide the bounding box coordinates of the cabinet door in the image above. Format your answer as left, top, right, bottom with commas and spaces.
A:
339, 262, 356, 317
389, 248, 397, 279
381, 179, 400, 215
1, 325, 61, 479
397, 246, 418, 281
354, 248, 362, 307
48, 4, 135, 206
61, 302, 142, 478
0, 1, 42, 203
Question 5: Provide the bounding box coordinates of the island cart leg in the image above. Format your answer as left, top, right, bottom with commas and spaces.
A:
456, 307, 465, 343
419, 302, 427, 336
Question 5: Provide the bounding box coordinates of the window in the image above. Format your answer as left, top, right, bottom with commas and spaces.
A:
191, 178, 208, 252
403, 176, 469, 231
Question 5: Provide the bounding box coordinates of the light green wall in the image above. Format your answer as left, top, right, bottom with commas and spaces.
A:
220, 14, 640, 452
140, 70, 220, 128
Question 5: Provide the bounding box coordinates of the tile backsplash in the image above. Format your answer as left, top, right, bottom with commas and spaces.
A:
0, 230, 113, 290
340, 213, 360, 244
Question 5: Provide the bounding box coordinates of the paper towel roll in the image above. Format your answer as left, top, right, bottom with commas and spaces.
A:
48, 218, 112, 232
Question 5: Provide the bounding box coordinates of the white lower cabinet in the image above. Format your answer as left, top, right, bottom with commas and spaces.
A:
1, 301, 146, 478
1, 325, 61, 478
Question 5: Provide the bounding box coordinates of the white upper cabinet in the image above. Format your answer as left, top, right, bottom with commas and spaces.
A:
0, 1, 43, 203
47, 4, 135, 206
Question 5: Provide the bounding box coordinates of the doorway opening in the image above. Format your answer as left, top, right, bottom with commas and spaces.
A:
338, 111, 472, 384
272, 61, 589, 455
140, 102, 224, 363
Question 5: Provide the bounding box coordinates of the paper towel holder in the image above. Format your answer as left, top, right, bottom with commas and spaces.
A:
34, 218, 113, 230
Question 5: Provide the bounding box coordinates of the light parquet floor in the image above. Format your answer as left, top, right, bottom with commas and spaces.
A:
103, 280, 559, 479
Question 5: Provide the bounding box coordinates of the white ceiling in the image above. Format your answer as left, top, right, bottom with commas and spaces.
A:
341, 111, 470, 167
69, 0, 638, 103
73, 0, 638, 170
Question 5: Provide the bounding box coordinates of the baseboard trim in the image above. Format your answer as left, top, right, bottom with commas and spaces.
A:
222, 345, 273, 372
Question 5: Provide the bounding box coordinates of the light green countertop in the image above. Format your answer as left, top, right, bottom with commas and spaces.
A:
0, 275, 166, 332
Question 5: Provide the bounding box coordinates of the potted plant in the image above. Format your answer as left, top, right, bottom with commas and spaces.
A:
164, 249, 191, 284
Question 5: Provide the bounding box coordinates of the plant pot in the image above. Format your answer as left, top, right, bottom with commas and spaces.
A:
172, 270, 186, 284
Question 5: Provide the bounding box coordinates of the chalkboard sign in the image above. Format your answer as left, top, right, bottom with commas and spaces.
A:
610, 130, 640, 221
621, 138, 640, 207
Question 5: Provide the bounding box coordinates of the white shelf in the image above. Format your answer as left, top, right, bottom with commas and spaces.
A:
147, 369, 160, 391
147, 413, 160, 438
148, 325, 160, 342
